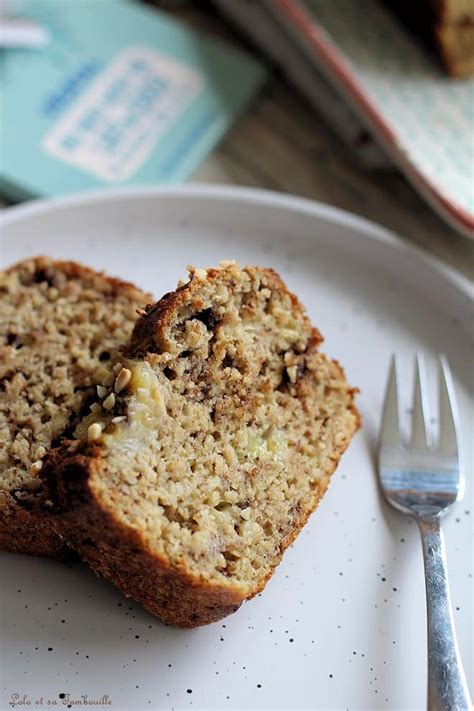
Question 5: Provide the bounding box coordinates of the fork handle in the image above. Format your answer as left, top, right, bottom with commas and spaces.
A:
418, 516, 471, 711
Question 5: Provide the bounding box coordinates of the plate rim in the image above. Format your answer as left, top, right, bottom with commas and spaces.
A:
1, 183, 471, 300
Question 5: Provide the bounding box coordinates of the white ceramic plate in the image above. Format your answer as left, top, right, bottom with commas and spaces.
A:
1, 186, 472, 711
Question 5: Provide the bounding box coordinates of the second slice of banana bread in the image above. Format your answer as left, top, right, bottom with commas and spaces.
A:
0, 257, 150, 557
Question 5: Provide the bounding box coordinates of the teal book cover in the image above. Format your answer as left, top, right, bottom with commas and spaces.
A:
0, 0, 266, 200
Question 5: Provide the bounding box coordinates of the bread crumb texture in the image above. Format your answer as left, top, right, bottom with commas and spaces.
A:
0, 256, 149, 555
44, 263, 360, 623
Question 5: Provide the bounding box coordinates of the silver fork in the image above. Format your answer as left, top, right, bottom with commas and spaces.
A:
378, 355, 471, 711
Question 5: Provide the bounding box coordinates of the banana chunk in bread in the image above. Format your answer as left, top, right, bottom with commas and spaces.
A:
0, 257, 150, 557
42, 263, 359, 624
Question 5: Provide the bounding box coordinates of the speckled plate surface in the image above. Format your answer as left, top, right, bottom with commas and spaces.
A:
1, 186, 472, 711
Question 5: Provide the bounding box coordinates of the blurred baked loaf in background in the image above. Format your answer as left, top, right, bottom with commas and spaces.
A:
386, 0, 474, 77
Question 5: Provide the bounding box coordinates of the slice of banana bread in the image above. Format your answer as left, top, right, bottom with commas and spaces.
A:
42, 262, 359, 624
0, 257, 150, 557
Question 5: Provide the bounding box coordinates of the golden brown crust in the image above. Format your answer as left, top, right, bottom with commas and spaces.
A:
42, 444, 244, 626
126, 265, 323, 357
0, 493, 69, 558
0, 256, 150, 558
3, 255, 148, 302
